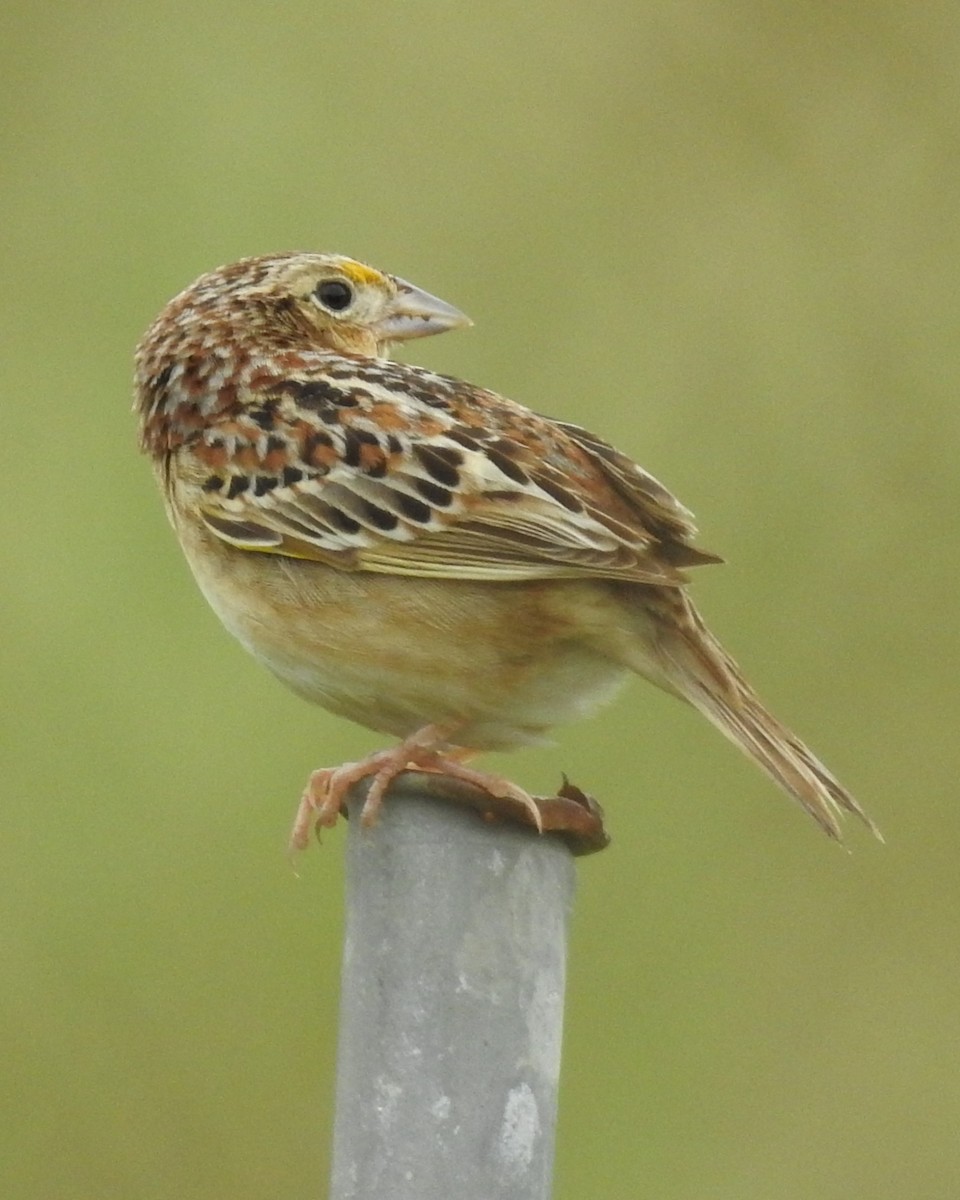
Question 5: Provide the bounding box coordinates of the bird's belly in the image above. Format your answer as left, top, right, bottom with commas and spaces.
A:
180, 523, 631, 750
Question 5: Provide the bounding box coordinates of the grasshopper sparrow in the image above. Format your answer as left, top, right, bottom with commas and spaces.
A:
135, 253, 878, 848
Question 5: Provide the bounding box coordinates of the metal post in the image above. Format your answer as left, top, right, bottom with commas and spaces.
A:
329, 773, 577, 1200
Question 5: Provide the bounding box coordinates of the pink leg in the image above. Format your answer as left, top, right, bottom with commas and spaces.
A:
288, 724, 543, 853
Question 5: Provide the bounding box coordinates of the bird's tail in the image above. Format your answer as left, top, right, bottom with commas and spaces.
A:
633, 590, 880, 841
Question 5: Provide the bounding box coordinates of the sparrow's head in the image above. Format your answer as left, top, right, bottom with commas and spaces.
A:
142, 251, 470, 358
134, 252, 471, 453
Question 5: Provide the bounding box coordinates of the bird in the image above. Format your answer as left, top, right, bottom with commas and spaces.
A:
134, 251, 879, 849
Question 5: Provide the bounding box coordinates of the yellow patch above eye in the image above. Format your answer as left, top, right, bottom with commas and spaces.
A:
339, 260, 386, 287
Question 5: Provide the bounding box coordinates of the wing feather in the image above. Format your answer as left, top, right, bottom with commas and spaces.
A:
188, 355, 720, 586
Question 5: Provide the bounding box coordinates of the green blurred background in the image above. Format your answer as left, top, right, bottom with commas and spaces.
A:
3, 3, 958, 1197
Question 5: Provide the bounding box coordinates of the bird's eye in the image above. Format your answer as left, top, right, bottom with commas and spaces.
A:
315, 279, 354, 312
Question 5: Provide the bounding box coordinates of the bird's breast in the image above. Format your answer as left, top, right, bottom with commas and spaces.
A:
173, 511, 633, 749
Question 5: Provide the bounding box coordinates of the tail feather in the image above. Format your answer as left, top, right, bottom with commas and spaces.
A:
639, 592, 881, 841
685, 677, 880, 840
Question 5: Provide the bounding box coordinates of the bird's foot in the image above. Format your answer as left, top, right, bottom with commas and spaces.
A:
288, 725, 545, 853
529, 776, 610, 856
390, 771, 610, 855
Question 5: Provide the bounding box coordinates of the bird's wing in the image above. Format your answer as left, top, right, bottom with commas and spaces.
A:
188, 355, 721, 586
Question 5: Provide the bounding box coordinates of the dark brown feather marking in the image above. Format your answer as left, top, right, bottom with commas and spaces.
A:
413, 444, 462, 487
446, 427, 483, 451
394, 492, 433, 524
413, 478, 453, 508
358, 500, 400, 532
486, 446, 529, 485
530, 471, 584, 512
226, 475, 250, 499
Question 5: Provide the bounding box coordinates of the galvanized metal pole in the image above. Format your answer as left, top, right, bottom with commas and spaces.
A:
329, 774, 578, 1200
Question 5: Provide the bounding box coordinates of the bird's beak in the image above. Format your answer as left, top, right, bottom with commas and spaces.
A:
375, 278, 473, 342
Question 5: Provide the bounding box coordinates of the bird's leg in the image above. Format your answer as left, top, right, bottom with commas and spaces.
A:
288, 724, 545, 852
